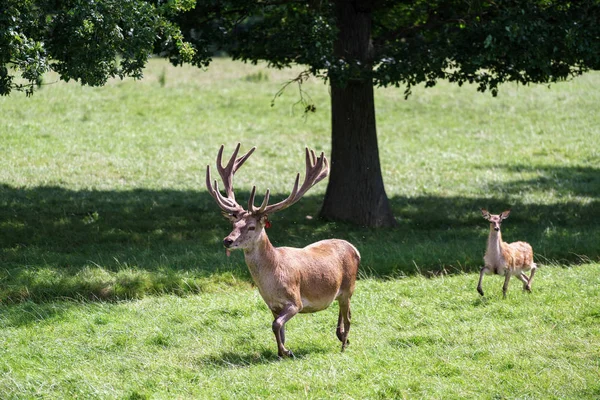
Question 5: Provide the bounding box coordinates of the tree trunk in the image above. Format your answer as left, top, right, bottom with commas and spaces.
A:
319, 0, 396, 227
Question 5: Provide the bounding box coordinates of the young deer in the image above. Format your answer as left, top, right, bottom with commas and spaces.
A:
206, 144, 360, 358
478, 209, 537, 298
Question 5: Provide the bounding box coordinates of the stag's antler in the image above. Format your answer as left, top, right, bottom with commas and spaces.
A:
248, 147, 329, 215
206, 143, 255, 213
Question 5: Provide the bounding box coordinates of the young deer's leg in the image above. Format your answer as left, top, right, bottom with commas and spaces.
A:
502, 273, 511, 298
517, 273, 530, 290
272, 304, 299, 358
477, 267, 490, 296
337, 298, 351, 351
525, 266, 536, 292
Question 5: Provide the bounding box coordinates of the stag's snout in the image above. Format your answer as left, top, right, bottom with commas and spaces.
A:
494, 226, 500, 232
223, 238, 234, 248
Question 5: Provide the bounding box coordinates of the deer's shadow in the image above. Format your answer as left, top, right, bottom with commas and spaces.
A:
197, 345, 330, 368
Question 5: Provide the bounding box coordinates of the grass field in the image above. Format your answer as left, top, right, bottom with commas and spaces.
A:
1, 58, 599, 398
1, 265, 598, 399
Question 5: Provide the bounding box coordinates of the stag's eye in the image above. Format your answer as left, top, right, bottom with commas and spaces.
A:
248, 226, 256, 231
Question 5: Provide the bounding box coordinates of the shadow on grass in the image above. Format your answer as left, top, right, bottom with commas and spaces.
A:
199, 350, 279, 367
0, 301, 76, 328
1, 163, 598, 302
199, 345, 330, 367
480, 164, 600, 199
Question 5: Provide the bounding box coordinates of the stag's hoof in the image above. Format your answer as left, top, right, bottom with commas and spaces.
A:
477, 287, 484, 296
341, 339, 350, 352
278, 349, 294, 359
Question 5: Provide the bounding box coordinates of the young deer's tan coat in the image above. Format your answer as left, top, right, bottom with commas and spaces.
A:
206, 144, 360, 358
478, 209, 537, 298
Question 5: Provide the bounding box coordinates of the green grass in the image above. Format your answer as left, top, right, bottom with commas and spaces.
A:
0, 58, 599, 398
1, 58, 598, 302
1, 264, 598, 398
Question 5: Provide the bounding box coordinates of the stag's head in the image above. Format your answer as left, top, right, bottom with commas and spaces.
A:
481, 208, 510, 232
207, 144, 329, 251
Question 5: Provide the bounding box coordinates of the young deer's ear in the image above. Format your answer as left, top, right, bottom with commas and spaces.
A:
500, 210, 511, 220
480, 208, 491, 220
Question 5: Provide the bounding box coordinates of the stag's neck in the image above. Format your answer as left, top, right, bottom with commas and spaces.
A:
486, 228, 504, 258
243, 231, 278, 273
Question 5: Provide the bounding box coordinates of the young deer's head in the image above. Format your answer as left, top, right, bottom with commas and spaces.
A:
206, 143, 329, 251
481, 208, 510, 232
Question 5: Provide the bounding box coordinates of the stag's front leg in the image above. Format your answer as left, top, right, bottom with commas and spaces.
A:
477, 267, 489, 296
272, 303, 299, 358
272, 311, 286, 346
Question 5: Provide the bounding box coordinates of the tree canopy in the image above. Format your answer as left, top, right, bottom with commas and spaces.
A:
2, 0, 599, 226
3, 1, 598, 96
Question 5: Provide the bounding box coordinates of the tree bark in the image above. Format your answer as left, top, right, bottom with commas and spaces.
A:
319, 0, 396, 227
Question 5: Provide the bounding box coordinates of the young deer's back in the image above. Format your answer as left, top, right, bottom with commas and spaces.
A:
485, 236, 534, 275
502, 241, 534, 271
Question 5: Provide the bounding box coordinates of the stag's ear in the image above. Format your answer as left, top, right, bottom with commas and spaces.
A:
260, 214, 271, 228
500, 210, 511, 220
480, 208, 491, 220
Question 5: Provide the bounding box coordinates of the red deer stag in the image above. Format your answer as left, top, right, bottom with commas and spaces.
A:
478, 209, 537, 298
206, 144, 360, 358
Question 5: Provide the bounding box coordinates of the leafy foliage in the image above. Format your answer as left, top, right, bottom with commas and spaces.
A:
371, 1, 600, 97
2, 0, 599, 96
0, 0, 187, 95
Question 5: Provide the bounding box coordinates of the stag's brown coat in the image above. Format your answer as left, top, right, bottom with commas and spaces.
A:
206, 144, 360, 358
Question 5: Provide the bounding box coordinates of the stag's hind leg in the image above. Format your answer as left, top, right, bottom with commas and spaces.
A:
336, 298, 351, 351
